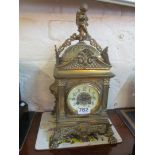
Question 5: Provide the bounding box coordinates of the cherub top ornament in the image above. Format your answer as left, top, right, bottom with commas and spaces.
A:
76, 4, 89, 41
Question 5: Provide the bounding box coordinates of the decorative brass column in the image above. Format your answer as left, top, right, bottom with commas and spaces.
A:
57, 80, 66, 121
102, 78, 110, 110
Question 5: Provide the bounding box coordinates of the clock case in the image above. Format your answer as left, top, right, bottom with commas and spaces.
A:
49, 5, 117, 149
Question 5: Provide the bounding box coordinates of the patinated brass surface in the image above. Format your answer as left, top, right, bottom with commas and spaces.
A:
49, 4, 116, 149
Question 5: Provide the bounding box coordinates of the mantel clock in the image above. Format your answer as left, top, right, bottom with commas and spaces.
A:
50, 4, 117, 148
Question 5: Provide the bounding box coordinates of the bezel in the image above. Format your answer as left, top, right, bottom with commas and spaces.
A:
66, 83, 102, 115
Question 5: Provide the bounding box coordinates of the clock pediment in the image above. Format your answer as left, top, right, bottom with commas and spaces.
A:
56, 42, 111, 70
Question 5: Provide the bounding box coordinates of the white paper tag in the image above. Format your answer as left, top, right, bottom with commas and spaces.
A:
78, 108, 91, 114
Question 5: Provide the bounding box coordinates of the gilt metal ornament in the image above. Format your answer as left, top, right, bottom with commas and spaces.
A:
49, 4, 117, 149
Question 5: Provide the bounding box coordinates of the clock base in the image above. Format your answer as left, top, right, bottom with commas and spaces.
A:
49, 119, 117, 149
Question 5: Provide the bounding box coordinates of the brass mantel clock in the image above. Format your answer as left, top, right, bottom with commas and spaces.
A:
50, 4, 117, 149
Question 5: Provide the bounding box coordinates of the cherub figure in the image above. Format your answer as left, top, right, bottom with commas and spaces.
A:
76, 4, 89, 40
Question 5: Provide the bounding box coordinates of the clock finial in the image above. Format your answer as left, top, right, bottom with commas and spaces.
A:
76, 4, 89, 41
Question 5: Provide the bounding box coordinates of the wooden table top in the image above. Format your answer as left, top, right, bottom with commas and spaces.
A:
19, 110, 134, 155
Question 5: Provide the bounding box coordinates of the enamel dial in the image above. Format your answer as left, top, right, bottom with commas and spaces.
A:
67, 83, 100, 114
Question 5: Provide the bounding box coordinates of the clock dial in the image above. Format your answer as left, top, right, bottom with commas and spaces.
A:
67, 83, 100, 114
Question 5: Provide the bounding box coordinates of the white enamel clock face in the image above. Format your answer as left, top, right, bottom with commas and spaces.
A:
67, 83, 100, 114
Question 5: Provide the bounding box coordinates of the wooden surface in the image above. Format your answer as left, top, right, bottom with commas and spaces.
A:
19, 110, 134, 155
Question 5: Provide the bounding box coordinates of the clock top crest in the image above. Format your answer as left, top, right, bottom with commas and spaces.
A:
53, 4, 114, 78
49, 4, 117, 149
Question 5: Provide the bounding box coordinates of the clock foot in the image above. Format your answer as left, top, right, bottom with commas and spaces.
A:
104, 123, 117, 144
108, 136, 117, 144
